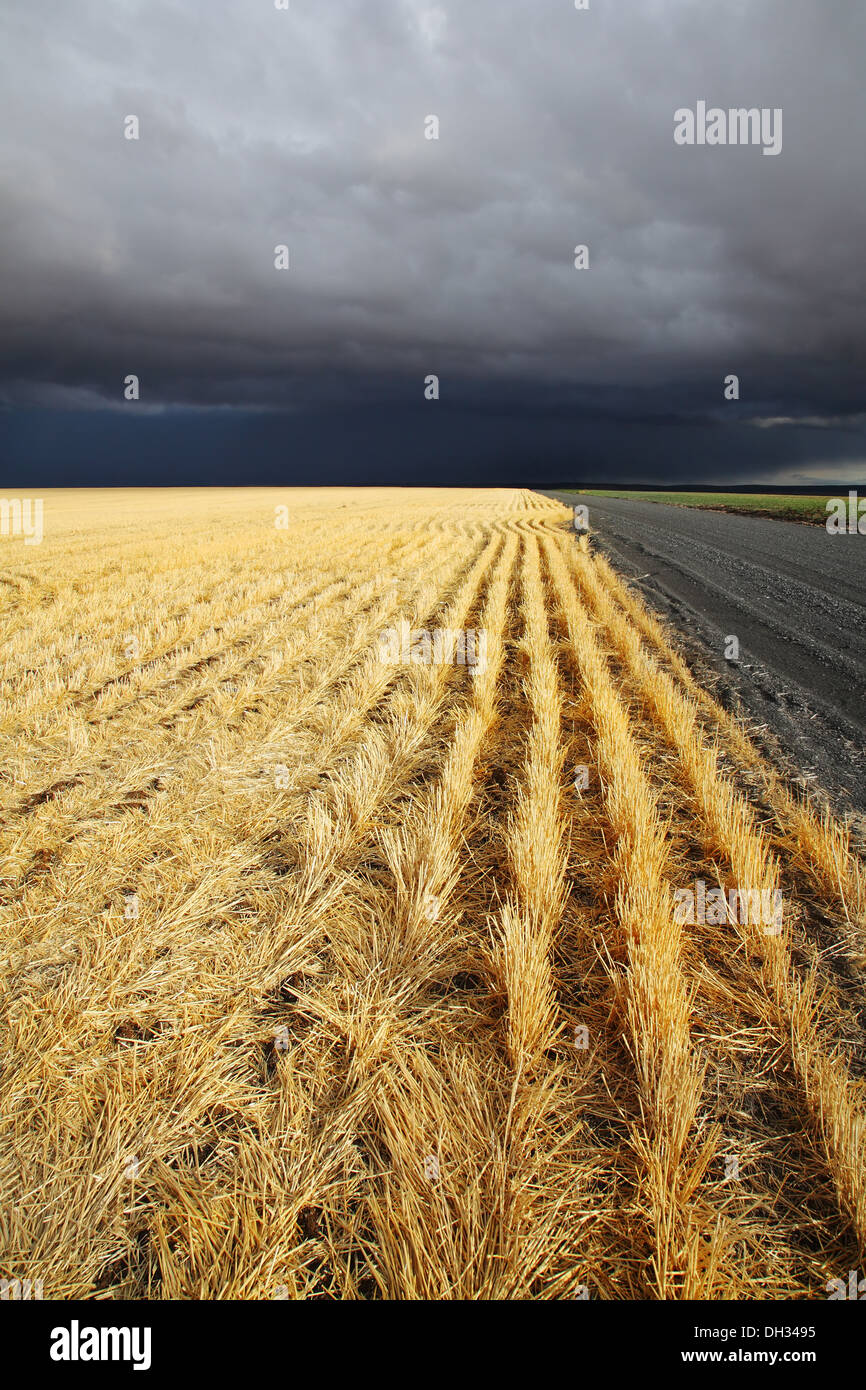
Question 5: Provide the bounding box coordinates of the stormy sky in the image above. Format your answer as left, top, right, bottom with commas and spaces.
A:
1, 0, 864, 486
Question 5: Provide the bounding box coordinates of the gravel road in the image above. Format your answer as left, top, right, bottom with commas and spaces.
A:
546, 491, 866, 820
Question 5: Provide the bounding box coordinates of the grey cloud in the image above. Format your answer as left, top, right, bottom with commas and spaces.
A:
0, 0, 864, 480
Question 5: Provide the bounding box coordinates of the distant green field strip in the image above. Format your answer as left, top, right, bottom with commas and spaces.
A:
580, 490, 830, 523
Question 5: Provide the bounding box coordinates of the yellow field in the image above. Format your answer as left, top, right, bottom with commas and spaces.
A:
0, 486, 864, 1299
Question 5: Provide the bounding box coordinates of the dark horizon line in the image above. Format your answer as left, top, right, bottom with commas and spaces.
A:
545, 482, 866, 495
2, 480, 862, 495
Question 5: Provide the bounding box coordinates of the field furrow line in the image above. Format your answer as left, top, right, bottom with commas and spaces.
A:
590, 550, 866, 953
314, 535, 518, 1297
481, 533, 592, 1296
566, 542, 866, 1253
545, 535, 720, 1298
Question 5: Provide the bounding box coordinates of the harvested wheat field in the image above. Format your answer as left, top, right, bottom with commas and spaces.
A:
0, 486, 864, 1301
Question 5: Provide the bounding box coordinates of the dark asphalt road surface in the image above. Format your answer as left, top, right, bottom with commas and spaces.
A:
546, 491, 866, 819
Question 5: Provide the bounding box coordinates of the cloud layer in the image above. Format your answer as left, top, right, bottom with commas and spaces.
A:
0, 0, 863, 480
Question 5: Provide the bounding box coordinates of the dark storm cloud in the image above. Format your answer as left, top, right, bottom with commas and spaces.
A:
0, 0, 864, 482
